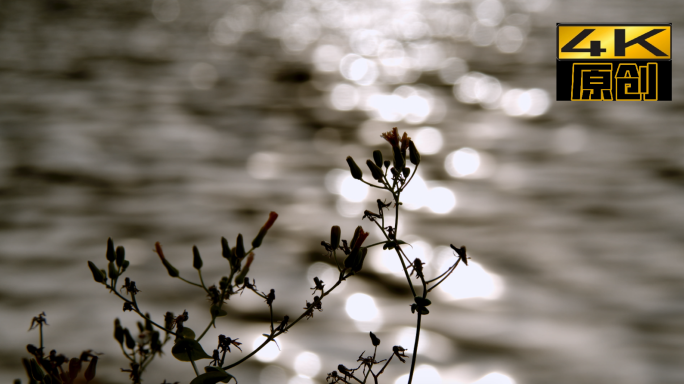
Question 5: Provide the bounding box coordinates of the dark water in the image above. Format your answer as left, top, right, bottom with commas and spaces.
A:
1, 0, 683, 383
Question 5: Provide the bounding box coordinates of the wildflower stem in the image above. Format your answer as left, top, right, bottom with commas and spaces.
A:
119, 342, 134, 362
198, 269, 208, 292
407, 312, 422, 384
427, 258, 462, 292
398, 163, 420, 194
270, 305, 274, 334
177, 276, 204, 288
196, 316, 215, 341
332, 249, 342, 272
106, 283, 177, 336
189, 355, 200, 377
359, 179, 387, 190
363, 241, 388, 248
224, 271, 347, 370
39, 322, 43, 350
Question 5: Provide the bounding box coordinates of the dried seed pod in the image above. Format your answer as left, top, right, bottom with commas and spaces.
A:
346, 156, 363, 180
192, 246, 203, 270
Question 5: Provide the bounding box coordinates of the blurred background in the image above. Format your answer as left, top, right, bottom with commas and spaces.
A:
1, 0, 683, 383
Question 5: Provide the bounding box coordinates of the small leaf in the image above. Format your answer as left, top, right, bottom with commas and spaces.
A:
171, 339, 212, 362
414, 296, 432, 307
85, 356, 98, 382
68, 358, 82, 381
205, 366, 238, 383
88, 261, 105, 283
190, 369, 237, 384
210, 305, 228, 317
29, 359, 45, 381
179, 327, 196, 340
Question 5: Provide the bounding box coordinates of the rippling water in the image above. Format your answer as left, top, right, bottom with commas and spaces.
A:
1, 0, 683, 383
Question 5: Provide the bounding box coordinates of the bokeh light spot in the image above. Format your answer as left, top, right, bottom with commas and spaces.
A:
413, 127, 443, 155
293, 351, 321, 378
426, 187, 456, 214
439, 261, 504, 300
445, 148, 481, 177
472, 372, 516, 384
346, 293, 379, 322
253, 335, 282, 362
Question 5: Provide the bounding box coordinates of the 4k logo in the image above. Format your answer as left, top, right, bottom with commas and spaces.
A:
557, 23, 671, 101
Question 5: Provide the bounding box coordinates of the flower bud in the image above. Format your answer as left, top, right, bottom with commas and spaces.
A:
155, 242, 179, 278
114, 319, 124, 345
219, 276, 229, 291
235, 253, 254, 285
330, 225, 341, 250
352, 248, 367, 273
373, 150, 383, 168
115, 246, 125, 267
88, 261, 105, 283
192, 246, 203, 270
123, 328, 136, 349
122, 260, 130, 271
68, 358, 82, 381
235, 234, 245, 260
383, 160, 391, 169
108, 261, 119, 280
402, 167, 410, 178
408, 140, 420, 165
350, 226, 361, 250
346, 156, 363, 180
393, 146, 404, 171
221, 237, 231, 260
366, 159, 384, 181
252, 211, 278, 248
106, 238, 115, 262
370, 331, 381, 346
164, 312, 174, 330
414, 296, 432, 307
85, 356, 97, 382
350, 226, 369, 252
